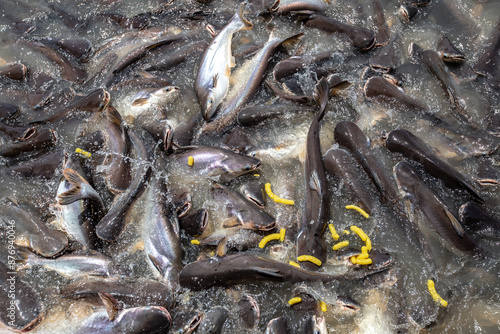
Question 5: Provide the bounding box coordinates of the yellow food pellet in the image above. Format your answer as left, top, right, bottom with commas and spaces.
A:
190, 239, 200, 245
355, 258, 372, 265
328, 224, 340, 240
279, 228, 286, 242
319, 300, 328, 312
345, 205, 370, 218
188, 156, 194, 166
365, 238, 372, 251
258, 233, 281, 249
361, 246, 368, 254
356, 252, 369, 260
297, 255, 322, 267
350, 226, 368, 242
351, 257, 358, 264
289, 261, 300, 268
427, 280, 448, 307
332, 240, 349, 250
288, 297, 302, 306
343, 230, 350, 235
254, 173, 260, 177
264, 183, 294, 205
75, 148, 91, 158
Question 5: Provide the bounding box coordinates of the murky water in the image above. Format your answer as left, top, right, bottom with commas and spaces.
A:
0, 0, 499, 333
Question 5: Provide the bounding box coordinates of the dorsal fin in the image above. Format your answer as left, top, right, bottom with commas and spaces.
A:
98, 292, 121, 321
216, 237, 228, 257
313, 77, 330, 119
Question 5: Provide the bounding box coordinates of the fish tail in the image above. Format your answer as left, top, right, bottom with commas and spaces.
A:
313, 77, 330, 121
280, 33, 305, 52
59, 168, 103, 206
16, 248, 36, 270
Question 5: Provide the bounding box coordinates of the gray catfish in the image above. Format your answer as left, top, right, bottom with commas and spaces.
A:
179, 253, 389, 290
394, 161, 480, 254
297, 77, 330, 271
385, 129, 483, 202
195, 3, 252, 120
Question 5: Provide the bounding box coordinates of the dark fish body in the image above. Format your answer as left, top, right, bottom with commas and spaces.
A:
75, 305, 171, 334
369, 43, 396, 73
60, 277, 175, 309
102, 106, 132, 193
334, 121, 398, 204
145, 40, 208, 71
179, 253, 388, 290
297, 78, 329, 271
239, 180, 266, 208
0, 128, 57, 158
0, 62, 27, 81
197, 307, 229, 334
0, 102, 20, 122
385, 129, 482, 202
239, 294, 260, 329
211, 183, 275, 231
473, 20, 500, 77
266, 317, 289, 334
96, 130, 152, 242
171, 146, 261, 182
276, 0, 326, 14
302, 14, 375, 51
459, 202, 500, 238
2, 149, 64, 179
0, 122, 33, 141
171, 309, 203, 334
421, 49, 469, 123
0, 201, 68, 257
273, 52, 335, 81
179, 208, 208, 237
372, 0, 390, 46
0, 260, 42, 332
323, 148, 373, 214
437, 36, 465, 63
237, 105, 308, 126
394, 161, 480, 253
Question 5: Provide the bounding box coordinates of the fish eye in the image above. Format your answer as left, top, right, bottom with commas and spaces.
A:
165, 87, 171, 92
244, 164, 251, 171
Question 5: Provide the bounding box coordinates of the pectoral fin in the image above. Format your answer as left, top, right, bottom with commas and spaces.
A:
131, 98, 149, 107
444, 207, 465, 238
251, 267, 283, 278
222, 216, 240, 228
98, 292, 121, 321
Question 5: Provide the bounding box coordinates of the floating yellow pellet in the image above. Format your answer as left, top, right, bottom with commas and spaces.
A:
319, 300, 328, 312
345, 205, 370, 218
190, 239, 200, 245
265, 183, 294, 205
356, 252, 369, 260
343, 230, 350, 235
279, 228, 286, 242
188, 156, 194, 166
289, 261, 300, 268
328, 224, 340, 240
75, 148, 91, 158
297, 255, 322, 267
365, 238, 372, 251
427, 279, 448, 307
332, 240, 349, 250
288, 297, 302, 306
350, 226, 368, 242
354, 258, 372, 265
254, 173, 260, 177
259, 233, 281, 249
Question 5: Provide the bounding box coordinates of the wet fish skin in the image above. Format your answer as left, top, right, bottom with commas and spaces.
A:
0, 260, 42, 332
144, 40, 208, 72
75, 305, 172, 334
372, 0, 390, 46
301, 315, 327, 334
96, 130, 153, 242
385, 128, 483, 202
473, 19, 500, 77
197, 306, 229, 334
237, 105, 309, 126
142, 179, 183, 287
0, 62, 27, 81
0, 128, 57, 158
239, 294, 260, 329
369, 43, 397, 73
0, 122, 34, 141
323, 148, 374, 215
459, 202, 500, 238
171, 309, 203, 334
239, 180, 266, 208
179, 253, 389, 290
2, 149, 64, 179
179, 208, 208, 237
0, 201, 68, 257
272, 52, 335, 81
334, 121, 399, 205
265, 317, 289, 334
195, 3, 252, 120
0, 102, 20, 123
302, 14, 375, 51
297, 77, 330, 271
276, 0, 326, 14
394, 161, 480, 254
60, 277, 175, 309
102, 106, 132, 194
437, 35, 465, 63
211, 182, 275, 231
171, 146, 261, 182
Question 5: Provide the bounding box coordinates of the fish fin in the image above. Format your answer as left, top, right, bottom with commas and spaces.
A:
280, 33, 305, 53
313, 77, 330, 118
131, 98, 149, 107
222, 216, 241, 228
212, 73, 218, 88
329, 80, 352, 96
309, 170, 322, 195
15, 247, 35, 270
237, 2, 253, 30
98, 292, 121, 321
293, 40, 308, 56
251, 267, 283, 278
403, 198, 415, 222
148, 254, 163, 274
106, 107, 123, 126
58, 187, 83, 205
63, 168, 88, 188
216, 237, 228, 257
444, 207, 465, 238
206, 24, 217, 37
137, 70, 155, 79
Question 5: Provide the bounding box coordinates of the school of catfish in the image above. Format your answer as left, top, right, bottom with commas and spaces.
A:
0, 0, 499, 333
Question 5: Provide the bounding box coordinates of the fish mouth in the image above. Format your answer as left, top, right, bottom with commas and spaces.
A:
361, 37, 376, 51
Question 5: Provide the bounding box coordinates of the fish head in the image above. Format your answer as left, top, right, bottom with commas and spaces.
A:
155, 85, 180, 101
202, 89, 218, 121
218, 156, 261, 181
